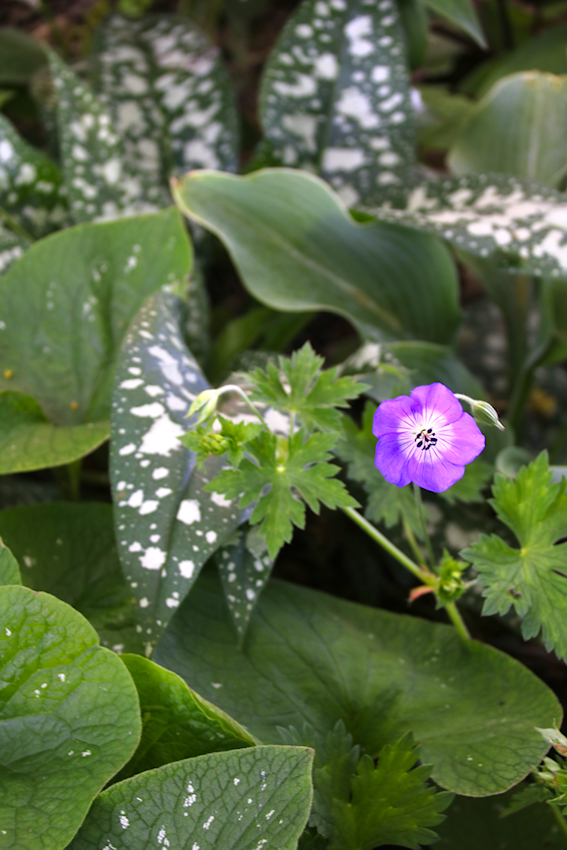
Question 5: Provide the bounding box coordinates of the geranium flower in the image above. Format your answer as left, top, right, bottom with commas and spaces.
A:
373, 382, 485, 493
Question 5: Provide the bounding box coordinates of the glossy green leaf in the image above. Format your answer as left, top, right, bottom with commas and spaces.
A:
448, 73, 567, 186
371, 173, 567, 278
173, 168, 461, 344
0, 537, 20, 585
417, 86, 474, 152
424, 0, 486, 47
0, 114, 68, 238
436, 786, 567, 849
110, 292, 244, 649
0, 223, 27, 275
0, 502, 143, 654
69, 745, 313, 850
0, 391, 109, 474
463, 452, 567, 660
260, 0, 415, 206
0, 207, 191, 426
155, 569, 561, 797
214, 525, 274, 643
0, 27, 47, 84
116, 654, 255, 779
49, 51, 162, 222
0, 585, 141, 850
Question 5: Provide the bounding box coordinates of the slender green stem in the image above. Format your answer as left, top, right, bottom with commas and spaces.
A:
413, 485, 435, 570
66, 459, 82, 501
403, 518, 427, 568
551, 804, 567, 843
217, 384, 270, 429
445, 602, 471, 640
342, 506, 434, 585
0, 207, 34, 242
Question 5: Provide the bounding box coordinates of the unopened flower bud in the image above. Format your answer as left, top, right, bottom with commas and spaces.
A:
187, 389, 218, 425
454, 394, 505, 431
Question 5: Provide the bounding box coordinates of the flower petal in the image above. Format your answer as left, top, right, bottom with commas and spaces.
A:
438, 411, 485, 465
410, 382, 465, 428
372, 394, 418, 437
406, 449, 465, 493
374, 433, 413, 487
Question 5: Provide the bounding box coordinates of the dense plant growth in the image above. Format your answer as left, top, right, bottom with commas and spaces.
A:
1, 0, 567, 847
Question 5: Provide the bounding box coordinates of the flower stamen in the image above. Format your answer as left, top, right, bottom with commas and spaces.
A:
415, 427, 438, 451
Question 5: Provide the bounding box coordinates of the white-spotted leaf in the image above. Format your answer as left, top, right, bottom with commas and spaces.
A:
0, 585, 141, 850
110, 292, 244, 649
0, 113, 68, 238
68, 745, 314, 850
260, 0, 415, 207
49, 51, 162, 222
370, 173, 567, 277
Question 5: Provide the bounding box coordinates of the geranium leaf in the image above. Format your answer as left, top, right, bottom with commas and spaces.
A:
116, 654, 256, 780
68, 745, 314, 850
0, 585, 141, 850
463, 451, 567, 659
0, 502, 144, 654
111, 292, 244, 649
260, 0, 415, 206
155, 570, 561, 797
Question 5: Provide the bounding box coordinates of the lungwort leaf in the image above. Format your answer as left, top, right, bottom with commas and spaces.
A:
260, 0, 415, 207
0, 585, 141, 850
0, 208, 190, 429
111, 292, 244, 648
371, 173, 567, 278
155, 570, 561, 797
463, 452, 567, 659
68, 745, 314, 850
0, 502, 143, 654
173, 168, 460, 344
0, 113, 68, 238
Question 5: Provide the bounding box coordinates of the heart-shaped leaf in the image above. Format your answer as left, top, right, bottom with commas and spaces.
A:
0, 585, 141, 850
155, 569, 561, 797
68, 745, 314, 850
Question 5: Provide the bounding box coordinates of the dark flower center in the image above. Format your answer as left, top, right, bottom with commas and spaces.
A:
415, 427, 438, 452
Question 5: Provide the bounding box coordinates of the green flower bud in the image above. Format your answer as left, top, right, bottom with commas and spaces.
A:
454, 394, 505, 431
187, 389, 218, 425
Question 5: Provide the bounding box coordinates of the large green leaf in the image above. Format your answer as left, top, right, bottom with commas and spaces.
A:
259, 0, 415, 207
68, 745, 313, 850
155, 569, 561, 797
116, 654, 255, 779
0, 392, 109, 474
0, 223, 27, 275
436, 786, 566, 849
0, 207, 191, 426
371, 173, 567, 278
0, 537, 20, 585
49, 51, 162, 222
0, 502, 143, 654
0, 27, 47, 84
173, 168, 460, 344
424, 0, 485, 47
448, 73, 567, 186
0, 114, 68, 238
0, 585, 141, 850
110, 292, 244, 649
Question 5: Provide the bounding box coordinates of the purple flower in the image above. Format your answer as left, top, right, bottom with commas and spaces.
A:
373, 382, 485, 493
